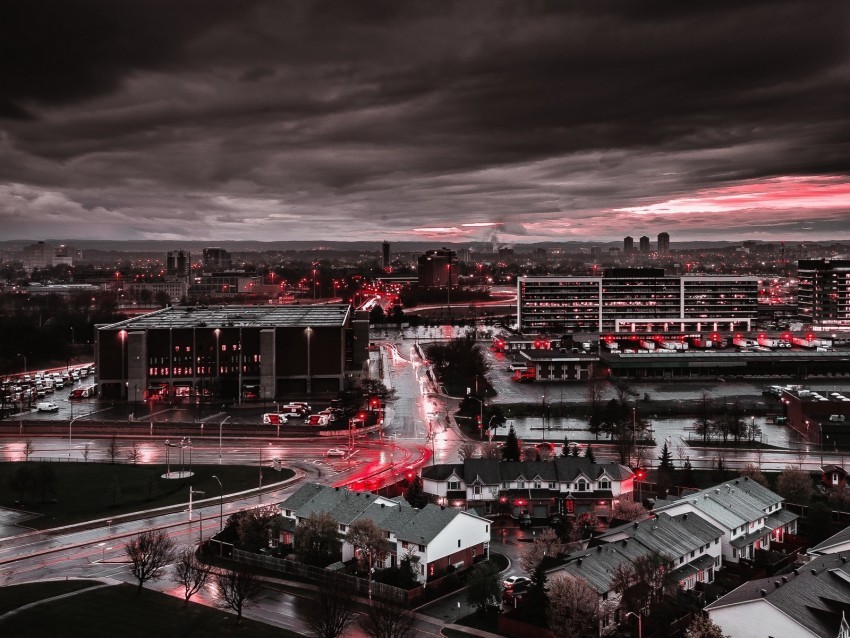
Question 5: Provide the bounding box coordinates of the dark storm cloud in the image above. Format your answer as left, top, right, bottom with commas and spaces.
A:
0, 0, 849, 241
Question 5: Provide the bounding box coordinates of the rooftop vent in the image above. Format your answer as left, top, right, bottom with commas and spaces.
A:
760, 589, 767, 596
774, 580, 780, 588
683, 514, 688, 520
793, 568, 799, 575
781, 576, 788, 583
843, 556, 848, 564
578, 558, 583, 566
597, 546, 603, 553
812, 569, 818, 575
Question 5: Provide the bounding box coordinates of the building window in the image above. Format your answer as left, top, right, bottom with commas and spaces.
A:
518, 481, 525, 489
449, 481, 460, 490
339, 524, 345, 532
473, 486, 481, 495
549, 482, 556, 489
402, 541, 409, 549
485, 525, 489, 534
419, 545, 425, 552
534, 481, 542, 489
576, 480, 588, 492
599, 479, 611, 490
458, 540, 461, 548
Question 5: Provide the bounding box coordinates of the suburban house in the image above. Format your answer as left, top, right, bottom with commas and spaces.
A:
420, 458, 634, 519
546, 511, 724, 634
278, 483, 492, 583
591, 511, 725, 590
706, 553, 850, 638
655, 477, 798, 563
809, 525, 850, 557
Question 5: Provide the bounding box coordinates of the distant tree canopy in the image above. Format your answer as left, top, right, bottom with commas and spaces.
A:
424, 334, 491, 397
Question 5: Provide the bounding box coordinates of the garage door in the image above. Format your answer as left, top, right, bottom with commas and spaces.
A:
533, 505, 548, 518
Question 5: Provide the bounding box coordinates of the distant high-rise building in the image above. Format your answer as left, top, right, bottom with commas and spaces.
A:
590, 247, 602, 258
22, 241, 51, 271
167, 250, 191, 277
382, 241, 391, 270
417, 248, 458, 288
203, 247, 232, 271
798, 259, 850, 329
639, 236, 650, 253
657, 232, 670, 254
624, 236, 634, 254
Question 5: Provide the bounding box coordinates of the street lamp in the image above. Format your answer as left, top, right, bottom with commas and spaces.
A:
219, 415, 231, 464
625, 611, 642, 638
214, 328, 221, 400
118, 330, 127, 400
17, 353, 27, 375
189, 486, 205, 544
212, 475, 224, 530
305, 327, 312, 394
466, 389, 483, 440
69, 414, 86, 459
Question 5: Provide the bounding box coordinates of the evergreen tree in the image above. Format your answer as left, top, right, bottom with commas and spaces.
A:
570, 444, 580, 457
503, 425, 521, 461
560, 437, 570, 458
584, 444, 596, 464
405, 476, 429, 509
657, 442, 675, 495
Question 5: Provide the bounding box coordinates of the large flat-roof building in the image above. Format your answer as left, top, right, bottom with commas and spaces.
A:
518, 269, 759, 333
95, 304, 369, 402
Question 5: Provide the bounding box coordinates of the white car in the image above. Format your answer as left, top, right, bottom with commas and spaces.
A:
36, 401, 59, 412
325, 448, 347, 457
502, 576, 531, 590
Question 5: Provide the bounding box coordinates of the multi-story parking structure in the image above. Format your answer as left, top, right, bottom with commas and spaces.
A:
518, 269, 759, 333
798, 259, 850, 330
95, 305, 368, 402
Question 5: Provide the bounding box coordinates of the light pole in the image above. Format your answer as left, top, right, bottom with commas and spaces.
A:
214, 328, 221, 401
466, 389, 483, 440
17, 353, 27, 375
69, 414, 86, 459
118, 330, 127, 400
625, 611, 642, 638
212, 475, 224, 530
219, 415, 231, 464
305, 327, 312, 394
189, 486, 205, 543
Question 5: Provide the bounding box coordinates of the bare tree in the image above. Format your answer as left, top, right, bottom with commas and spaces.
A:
546, 573, 599, 638
739, 463, 769, 487
125, 530, 176, 593
480, 441, 501, 459
694, 391, 714, 443
537, 446, 554, 461
521, 444, 540, 461
685, 613, 731, 638
307, 575, 358, 638
23, 439, 34, 461
82, 444, 91, 462
125, 442, 141, 465
345, 518, 388, 598
173, 546, 211, 606
777, 466, 813, 505
216, 566, 261, 622
361, 595, 416, 638
520, 528, 566, 575
612, 500, 650, 522
106, 434, 121, 464
457, 442, 479, 460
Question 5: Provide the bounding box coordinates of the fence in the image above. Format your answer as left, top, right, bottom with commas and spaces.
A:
232, 549, 420, 604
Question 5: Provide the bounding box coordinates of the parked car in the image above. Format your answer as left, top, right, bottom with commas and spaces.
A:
502, 575, 531, 590
325, 448, 347, 457
36, 401, 59, 412
518, 513, 533, 528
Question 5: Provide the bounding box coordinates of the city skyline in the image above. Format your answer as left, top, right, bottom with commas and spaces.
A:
2, 1, 849, 243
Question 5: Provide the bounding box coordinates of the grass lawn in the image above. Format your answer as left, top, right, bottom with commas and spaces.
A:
0, 462, 294, 529
0, 579, 98, 616
0, 582, 301, 637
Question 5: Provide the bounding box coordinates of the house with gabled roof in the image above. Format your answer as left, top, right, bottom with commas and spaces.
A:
655, 477, 798, 563
420, 457, 633, 519
810, 525, 850, 558
278, 483, 491, 583
706, 553, 850, 637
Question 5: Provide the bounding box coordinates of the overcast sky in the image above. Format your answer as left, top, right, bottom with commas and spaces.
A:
1, 1, 849, 244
